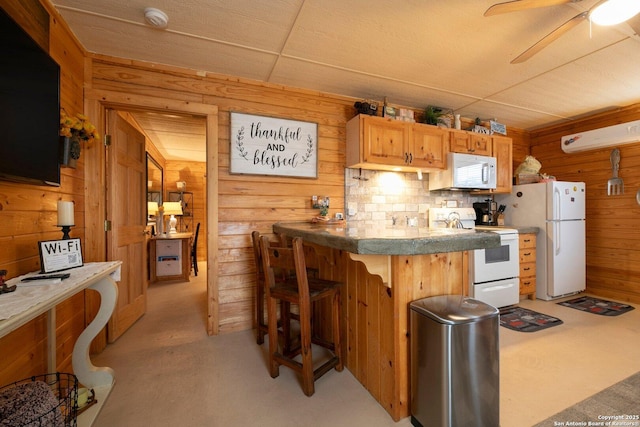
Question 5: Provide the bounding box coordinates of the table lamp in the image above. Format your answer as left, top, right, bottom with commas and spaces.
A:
162, 201, 183, 233
147, 201, 159, 220
57, 201, 75, 240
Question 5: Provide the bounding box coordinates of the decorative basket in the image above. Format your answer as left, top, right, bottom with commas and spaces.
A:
0, 372, 78, 427
515, 173, 542, 185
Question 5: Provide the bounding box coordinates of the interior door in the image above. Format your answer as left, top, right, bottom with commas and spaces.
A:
106, 109, 147, 342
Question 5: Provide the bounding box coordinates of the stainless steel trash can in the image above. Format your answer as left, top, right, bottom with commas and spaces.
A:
410, 295, 499, 427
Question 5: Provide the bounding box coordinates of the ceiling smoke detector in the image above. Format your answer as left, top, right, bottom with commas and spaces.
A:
144, 7, 168, 29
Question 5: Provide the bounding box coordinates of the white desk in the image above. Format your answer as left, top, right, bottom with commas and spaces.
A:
0, 261, 122, 427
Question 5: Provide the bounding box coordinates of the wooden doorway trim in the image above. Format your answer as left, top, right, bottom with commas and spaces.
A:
84, 89, 219, 337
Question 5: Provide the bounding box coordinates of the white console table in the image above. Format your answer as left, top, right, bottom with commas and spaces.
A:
0, 261, 122, 426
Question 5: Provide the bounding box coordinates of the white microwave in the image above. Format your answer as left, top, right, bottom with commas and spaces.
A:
428, 152, 497, 191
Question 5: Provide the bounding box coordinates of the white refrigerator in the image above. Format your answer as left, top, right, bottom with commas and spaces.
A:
497, 181, 586, 300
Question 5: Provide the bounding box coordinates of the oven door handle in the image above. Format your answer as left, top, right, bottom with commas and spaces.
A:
481, 283, 516, 292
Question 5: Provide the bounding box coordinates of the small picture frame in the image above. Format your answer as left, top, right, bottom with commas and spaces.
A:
38, 238, 83, 273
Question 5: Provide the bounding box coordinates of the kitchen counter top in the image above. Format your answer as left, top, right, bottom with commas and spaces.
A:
477, 225, 540, 235
273, 221, 501, 255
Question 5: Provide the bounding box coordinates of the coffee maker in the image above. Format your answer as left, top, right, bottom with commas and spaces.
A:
473, 200, 497, 226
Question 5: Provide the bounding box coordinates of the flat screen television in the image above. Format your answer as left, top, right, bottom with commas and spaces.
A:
0, 7, 61, 186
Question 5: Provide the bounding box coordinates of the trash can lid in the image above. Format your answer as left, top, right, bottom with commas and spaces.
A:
410, 295, 499, 325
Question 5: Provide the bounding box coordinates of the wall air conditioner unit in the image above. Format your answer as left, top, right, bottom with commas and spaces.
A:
561, 120, 640, 153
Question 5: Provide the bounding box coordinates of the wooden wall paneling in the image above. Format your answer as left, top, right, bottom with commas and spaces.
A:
87, 55, 527, 337
164, 160, 207, 261
0, 0, 49, 51
0, 316, 48, 386
0, 0, 87, 384
530, 102, 640, 304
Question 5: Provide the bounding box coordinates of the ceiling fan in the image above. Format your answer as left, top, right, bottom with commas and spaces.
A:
484, 0, 640, 63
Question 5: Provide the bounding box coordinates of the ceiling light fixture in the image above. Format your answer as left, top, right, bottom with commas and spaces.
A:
144, 7, 169, 29
590, 0, 640, 26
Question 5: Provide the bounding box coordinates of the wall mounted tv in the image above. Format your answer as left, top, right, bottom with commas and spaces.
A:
0, 7, 61, 186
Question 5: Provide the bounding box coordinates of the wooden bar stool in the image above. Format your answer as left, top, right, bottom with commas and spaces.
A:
252, 231, 271, 345
259, 235, 343, 396
252, 231, 297, 348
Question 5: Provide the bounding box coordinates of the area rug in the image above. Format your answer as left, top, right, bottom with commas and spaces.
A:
499, 306, 563, 332
557, 296, 635, 316
533, 371, 640, 427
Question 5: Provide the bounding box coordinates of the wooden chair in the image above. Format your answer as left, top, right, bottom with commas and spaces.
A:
252, 231, 295, 347
259, 235, 343, 396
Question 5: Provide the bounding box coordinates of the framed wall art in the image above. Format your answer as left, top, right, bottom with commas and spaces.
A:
230, 112, 318, 178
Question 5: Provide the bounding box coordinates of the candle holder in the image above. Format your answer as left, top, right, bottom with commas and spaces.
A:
58, 225, 72, 240
57, 200, 75, 240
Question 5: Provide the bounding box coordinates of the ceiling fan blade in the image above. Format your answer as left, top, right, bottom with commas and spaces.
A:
511, 11, 588, 63
484, 0, 578, 17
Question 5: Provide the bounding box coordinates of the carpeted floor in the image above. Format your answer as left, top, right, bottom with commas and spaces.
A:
533, 371, 640, 427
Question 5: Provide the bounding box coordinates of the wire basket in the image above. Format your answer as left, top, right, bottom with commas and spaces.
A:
0, 372, 78, 427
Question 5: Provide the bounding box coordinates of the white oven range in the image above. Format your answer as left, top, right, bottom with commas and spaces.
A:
428, 207, 519, 308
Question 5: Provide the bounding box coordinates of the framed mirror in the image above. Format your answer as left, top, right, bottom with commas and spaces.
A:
146, 154, 163, 223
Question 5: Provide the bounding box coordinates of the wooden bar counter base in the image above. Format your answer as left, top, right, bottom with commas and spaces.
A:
273, 222, 500, 421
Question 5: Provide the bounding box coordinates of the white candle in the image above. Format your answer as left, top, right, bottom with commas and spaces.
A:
57, 201, 75, 226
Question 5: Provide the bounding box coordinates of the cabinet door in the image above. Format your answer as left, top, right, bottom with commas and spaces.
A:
470, 133, 492, 156
362, 116, 408, 165
492, 135, 513, 193
410, 124, 447, 169
449, 130, 471, 153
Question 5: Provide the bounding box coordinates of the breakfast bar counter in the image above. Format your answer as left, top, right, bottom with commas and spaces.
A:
272, 221, 501, 421
273, 221, 500, 255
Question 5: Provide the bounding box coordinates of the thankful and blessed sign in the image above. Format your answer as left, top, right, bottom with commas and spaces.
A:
38, 238, 83, 273
230, 112, 318, 178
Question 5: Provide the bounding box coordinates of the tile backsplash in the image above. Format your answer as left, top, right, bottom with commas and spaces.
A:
344, 168, 488, 227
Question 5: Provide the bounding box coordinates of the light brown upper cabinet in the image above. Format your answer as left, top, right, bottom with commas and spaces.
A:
449, 129, 492, 156
474, 134, 513, 195
410, 123, 448, 169
491, 135, 513, 194
346, 115, 448, 172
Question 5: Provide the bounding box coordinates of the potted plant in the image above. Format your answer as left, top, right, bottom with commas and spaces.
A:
59, 108, 100, 168
424, 106, 443, 126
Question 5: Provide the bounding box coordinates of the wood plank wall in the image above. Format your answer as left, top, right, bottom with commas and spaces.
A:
164, 160, 207, 261
530, 104, 640, 304
86, 54, 532, 334
0, 0, 86, 385
86, 55, 352, 333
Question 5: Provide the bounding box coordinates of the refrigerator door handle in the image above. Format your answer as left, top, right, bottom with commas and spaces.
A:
553, 186, 561, 220
554, 221, 560, 255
